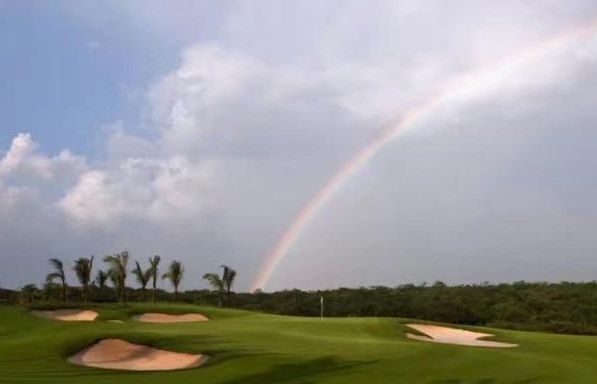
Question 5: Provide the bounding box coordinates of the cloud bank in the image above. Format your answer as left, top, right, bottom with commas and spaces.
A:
2, 1, 597, 290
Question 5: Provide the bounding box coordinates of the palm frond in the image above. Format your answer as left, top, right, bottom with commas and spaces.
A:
149, 255, 161, 284
46, 272, 62, 283
73, 256, 94, 286
203, 273, 225, 291
132, 261, 150, 287
49, 258, 63, 271
149, 255, 161, 269
220, 265, 237, 291
162, 261, 184, 287
95, 270, 109, 288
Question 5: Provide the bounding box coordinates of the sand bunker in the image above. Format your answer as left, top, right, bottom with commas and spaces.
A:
69, 338, 207, 371
133, 313, 208, 323
32, 309, 98, 321
406, 323, 518, 348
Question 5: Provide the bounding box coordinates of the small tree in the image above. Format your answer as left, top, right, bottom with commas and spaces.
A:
73, 256, 94, 303
162, 261, 184, 300
132, 261, 151, 301
46, 258, 67, 303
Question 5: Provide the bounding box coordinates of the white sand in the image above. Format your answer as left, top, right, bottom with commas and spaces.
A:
133, 313, 209, 323
406, 323, 518, 348
31, 309, 98, 321
69, 338, 207, 371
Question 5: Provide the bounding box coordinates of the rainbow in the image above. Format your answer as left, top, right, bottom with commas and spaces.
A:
251, 17, 597, 292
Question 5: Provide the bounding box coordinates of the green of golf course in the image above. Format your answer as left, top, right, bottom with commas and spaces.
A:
1, 304, 597, 383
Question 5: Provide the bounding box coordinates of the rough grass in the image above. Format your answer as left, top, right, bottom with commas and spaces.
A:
1, 304, 597, 383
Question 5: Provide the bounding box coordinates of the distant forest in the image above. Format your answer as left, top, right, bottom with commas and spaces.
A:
3, 281, 597, 335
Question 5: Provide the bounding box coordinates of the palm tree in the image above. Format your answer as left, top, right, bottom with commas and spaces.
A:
132, 261, 151, 301
73, 256, 94, 303
46, 258, 67, 303
103, 251, 129, 303
95, 270, 109, 288
221, 265, 237, 306
148, 255, 161, 303
203, 272, 225, 307
162, 261, 184, 300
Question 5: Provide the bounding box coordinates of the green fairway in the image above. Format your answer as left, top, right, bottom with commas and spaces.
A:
1, 304, 596, 383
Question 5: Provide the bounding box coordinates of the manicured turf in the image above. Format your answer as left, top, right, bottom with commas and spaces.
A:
1, 304, 597, 383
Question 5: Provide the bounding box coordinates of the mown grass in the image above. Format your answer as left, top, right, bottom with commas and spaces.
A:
1, 303, 597, 383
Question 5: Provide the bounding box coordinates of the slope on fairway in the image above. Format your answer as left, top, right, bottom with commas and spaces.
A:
2, 304, 597, 383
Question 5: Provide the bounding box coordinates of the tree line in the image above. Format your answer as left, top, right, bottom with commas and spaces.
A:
26, 251, 237, 306
4, 267, 597, 335
226, 281, 597, 335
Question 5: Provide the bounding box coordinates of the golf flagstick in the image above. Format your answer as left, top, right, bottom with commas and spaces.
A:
320, 296, 324, 320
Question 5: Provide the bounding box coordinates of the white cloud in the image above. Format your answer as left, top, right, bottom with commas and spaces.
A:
57, 170, 117, 224
104, 121, 156, 161
0, 133, 50, 178
0, 133, 87, 184
149, 45, 262, 152
0, 182, 32, 211
59, 156, 212, 225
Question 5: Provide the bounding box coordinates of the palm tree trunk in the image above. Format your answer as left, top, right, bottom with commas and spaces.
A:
62, 284, 66, 303
119, 277, 126, 304
152, 281, 156, 303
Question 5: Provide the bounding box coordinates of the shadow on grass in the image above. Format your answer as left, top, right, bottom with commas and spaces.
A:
217, 356, 375, 384
432, 378, 540, 384
147, 334, 255, 364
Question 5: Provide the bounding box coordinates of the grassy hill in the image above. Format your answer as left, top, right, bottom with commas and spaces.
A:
1, 303, 597, 383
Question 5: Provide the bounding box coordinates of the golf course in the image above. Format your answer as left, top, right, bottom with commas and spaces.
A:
4, 2, 597, 383
2, 303, 597, 383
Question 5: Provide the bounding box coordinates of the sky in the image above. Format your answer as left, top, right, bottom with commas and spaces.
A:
1, 0, 597, 292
